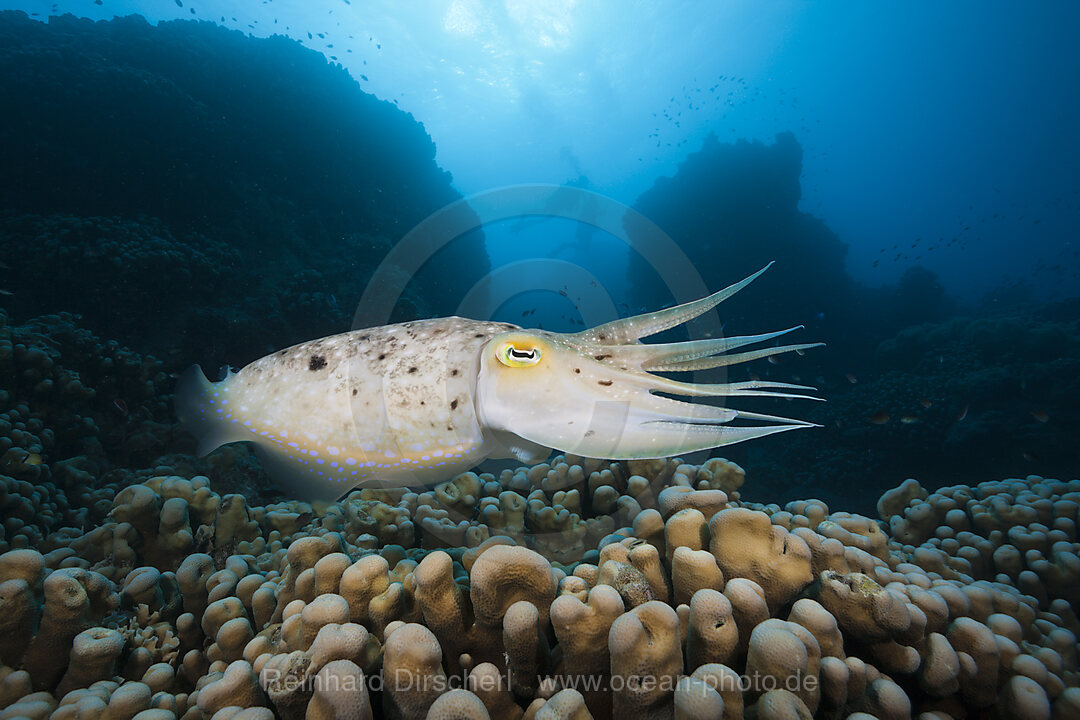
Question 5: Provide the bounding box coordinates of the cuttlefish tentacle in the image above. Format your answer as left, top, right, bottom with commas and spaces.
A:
634, 393, 811, 429
626, 420, 811, 459
571, 261, 774, 345
178, 263, 821, 501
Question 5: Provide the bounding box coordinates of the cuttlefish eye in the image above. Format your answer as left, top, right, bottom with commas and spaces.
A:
497, 342, 543, 368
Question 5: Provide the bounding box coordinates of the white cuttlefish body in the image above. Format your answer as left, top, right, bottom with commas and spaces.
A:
177, 264, 822, 501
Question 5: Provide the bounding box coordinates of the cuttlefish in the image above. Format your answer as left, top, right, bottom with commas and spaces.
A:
177, 264, 821, 501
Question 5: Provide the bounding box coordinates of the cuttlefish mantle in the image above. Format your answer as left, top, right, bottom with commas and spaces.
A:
176, 263, 822, 501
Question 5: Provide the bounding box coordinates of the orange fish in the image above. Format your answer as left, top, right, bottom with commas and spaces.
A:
919, 398, 933, 409
1030, 410, 1049, 423
900, 416, 921, 425
868, 411, 890, 425
845, 373, 857, 384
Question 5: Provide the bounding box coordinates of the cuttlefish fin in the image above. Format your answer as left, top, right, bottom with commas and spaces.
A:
571, 262, 773, 345
176, 365, 356, 503
175, 365, 249, 456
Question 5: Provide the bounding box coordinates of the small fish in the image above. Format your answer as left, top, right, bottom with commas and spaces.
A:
956, 404, 969, 422
868, 411, 890, 425
1030, 409, 1050, 423
845, 373, 857, 384
0, 289, 12, 296
919, 398, 933, 409
767, 355, 782, 365
1023, 451, 1039, 462
113, 398, 129, 417
900, 415, 921, 425
22, 452, 43, 467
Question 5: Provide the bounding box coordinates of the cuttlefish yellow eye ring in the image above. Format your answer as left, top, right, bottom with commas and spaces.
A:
497, 342, 543, 368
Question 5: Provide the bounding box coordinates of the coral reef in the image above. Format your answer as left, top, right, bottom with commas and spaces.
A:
0, 10, 490, 370
0, 307, 292, 563
0, 299, 1076, 718
1, 448, 1077, 718
5, 303, 1072, 719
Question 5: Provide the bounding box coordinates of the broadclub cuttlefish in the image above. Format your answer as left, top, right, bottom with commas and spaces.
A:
177, 263, 822, 501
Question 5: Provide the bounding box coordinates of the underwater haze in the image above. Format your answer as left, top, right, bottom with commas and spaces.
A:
1, 2, 1079, 719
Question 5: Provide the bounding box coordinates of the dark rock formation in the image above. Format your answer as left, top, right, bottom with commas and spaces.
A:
624, 132, 852, 339
0, 11, 488, 370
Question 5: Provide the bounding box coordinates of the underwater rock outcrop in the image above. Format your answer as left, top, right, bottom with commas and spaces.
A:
0, 10, 490, 369
619, 133, 1079, 508
624, 131, 851, 338
614, 132, 1080, 513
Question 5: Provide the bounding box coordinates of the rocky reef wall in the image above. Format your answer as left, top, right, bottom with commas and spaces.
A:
0, 11, 490, 371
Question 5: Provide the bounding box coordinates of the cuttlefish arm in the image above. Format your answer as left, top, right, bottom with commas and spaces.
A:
570, 262, 774, 345
596, 328, 823, 372
476, 263, 823, 460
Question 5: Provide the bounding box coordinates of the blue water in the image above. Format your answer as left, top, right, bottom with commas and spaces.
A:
9, 1, 1078, 300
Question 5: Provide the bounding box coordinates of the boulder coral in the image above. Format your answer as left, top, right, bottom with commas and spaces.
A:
0, 445, 1077, 719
